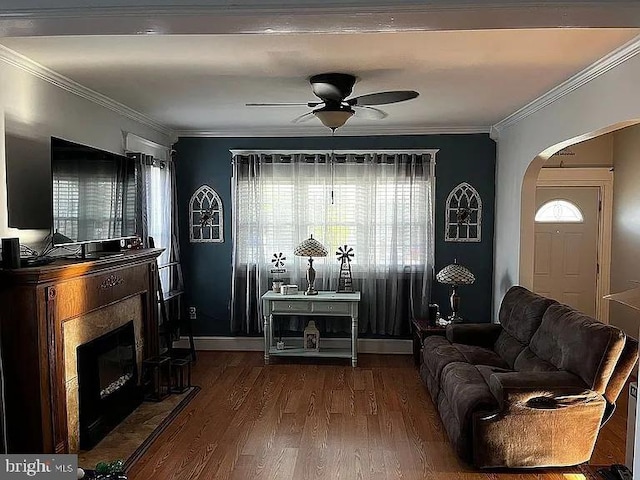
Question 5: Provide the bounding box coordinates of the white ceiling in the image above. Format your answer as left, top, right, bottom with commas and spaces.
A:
2, 28, 639, 135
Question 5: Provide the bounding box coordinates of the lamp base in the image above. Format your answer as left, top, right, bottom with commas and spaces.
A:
448, 287, 463, 323
305, 257, 318, 295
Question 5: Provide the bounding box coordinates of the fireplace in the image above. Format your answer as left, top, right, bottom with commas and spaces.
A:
77, 321, 143, 450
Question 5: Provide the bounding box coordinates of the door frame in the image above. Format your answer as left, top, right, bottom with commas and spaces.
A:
536, 167, 613, 323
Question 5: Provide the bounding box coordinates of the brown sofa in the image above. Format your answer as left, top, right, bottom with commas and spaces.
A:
420, 286, 638, 468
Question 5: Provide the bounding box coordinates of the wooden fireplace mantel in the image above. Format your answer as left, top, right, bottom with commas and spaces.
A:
0, 248, 163, 454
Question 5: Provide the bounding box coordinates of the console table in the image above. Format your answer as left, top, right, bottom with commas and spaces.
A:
261, 291, 361, 367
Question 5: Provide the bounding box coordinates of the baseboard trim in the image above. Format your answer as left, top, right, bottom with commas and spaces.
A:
174, 336, 412, 354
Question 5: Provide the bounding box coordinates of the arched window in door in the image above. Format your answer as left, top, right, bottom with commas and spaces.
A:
445, 182, 482, 242
189, 185, 224, 242
535, 199, 584, 223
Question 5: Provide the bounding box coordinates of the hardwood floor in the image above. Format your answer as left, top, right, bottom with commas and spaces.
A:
128, 352, 628, 480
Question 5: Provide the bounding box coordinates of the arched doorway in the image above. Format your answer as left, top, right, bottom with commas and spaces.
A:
519, 122, 639, 323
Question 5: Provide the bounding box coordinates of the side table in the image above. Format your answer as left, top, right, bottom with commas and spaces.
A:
411, 317, 446, 366
261, 291, 361, 367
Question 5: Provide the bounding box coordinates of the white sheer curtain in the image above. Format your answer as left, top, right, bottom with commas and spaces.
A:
146, 160, 172, 291
131, 153, 173, 292
231, 151, 435, 336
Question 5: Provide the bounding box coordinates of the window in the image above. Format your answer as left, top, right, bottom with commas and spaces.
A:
231, 150, 437, 335
190, 185, 223, 243
233, 153, 434, 273
535, 199, 584, 223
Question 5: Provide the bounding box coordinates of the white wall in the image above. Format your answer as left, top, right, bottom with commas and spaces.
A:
610, 124, 640, 337
543, 133, 614, 168
493, 47, 640, 316
0, 57, 173, 248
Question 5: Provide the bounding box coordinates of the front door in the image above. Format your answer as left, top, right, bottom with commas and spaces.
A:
533, 186, 600, 316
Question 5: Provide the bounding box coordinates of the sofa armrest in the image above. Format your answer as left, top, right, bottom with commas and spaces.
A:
474, 370, 608, 468
488, 371, 599, 410
445, 323, 502, 348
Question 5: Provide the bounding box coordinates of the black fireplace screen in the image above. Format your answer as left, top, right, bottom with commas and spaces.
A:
77, 320, 142, 450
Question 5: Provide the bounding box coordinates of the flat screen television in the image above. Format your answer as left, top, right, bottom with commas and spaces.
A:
51, 137, 138, 246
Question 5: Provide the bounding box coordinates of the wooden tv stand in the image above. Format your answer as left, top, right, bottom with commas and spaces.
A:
0, 248, 163, 453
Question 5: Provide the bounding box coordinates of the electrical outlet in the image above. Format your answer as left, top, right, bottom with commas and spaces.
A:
188, 306, 197, 320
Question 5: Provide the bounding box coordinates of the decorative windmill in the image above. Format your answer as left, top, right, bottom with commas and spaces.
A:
270, 252, 287, 291
271, 252, 287, 275
336, 245, 354, 293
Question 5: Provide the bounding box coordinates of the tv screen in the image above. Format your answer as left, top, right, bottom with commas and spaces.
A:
51, 137, 138, 246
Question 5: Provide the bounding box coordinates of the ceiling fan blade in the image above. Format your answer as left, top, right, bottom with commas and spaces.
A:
354, 105, 388, 120
246, 102, 322, 107
291, 112, 316, 124
347, 90, 419, 106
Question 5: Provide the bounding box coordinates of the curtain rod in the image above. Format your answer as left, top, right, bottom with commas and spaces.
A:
229, 149, 440, 156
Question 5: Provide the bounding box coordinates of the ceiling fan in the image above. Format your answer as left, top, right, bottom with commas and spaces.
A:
246, 73, 419, 130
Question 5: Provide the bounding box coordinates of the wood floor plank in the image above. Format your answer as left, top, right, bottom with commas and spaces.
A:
126, 352, 628, 480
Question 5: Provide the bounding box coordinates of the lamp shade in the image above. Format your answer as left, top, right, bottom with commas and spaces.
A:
436, 262, 475, 286
313, 107, 354, 129
294, 234, 328, 257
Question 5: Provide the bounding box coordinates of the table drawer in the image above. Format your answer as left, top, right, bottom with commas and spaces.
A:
272, 301, 311, 313
312, 302, 351, 314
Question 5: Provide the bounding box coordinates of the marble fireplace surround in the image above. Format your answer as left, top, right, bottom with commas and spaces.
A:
63, 295, 144, 453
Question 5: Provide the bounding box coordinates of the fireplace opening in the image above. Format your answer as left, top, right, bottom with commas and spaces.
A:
77, 321, 143, 450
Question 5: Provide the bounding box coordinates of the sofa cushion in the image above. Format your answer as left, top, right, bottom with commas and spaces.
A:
440, 363, 500, 427
529, 303, 626, 393
498, 286, 556, 343
493, 332, 526, 369
423, 335, 466, 381
453, 344, 510, 370
513, 347, 558, 373
494, 286, 556, 367
475, 365, 513, 386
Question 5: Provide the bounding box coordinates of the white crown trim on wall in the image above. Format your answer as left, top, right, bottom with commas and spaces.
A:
491, 34, 640, 139
176, 125, 491, 138
0, 44, 175, 138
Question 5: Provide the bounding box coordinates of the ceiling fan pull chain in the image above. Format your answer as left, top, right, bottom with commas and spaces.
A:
330, 128, 336, 205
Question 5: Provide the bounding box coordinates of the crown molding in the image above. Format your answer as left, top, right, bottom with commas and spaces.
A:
0, 44, 175, 138
491, 34, 640, 139
176, 125, 491, 138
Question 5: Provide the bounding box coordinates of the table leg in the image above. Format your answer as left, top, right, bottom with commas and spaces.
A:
264, 315, 270, 365
351, 314, 358, 367
412, 328, 421, 367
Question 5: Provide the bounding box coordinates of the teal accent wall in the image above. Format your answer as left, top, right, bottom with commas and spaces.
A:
175, 134, 496, 336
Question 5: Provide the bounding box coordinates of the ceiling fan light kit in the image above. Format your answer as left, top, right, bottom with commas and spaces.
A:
314, 106, 354, 129
247, 72, 419, 130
